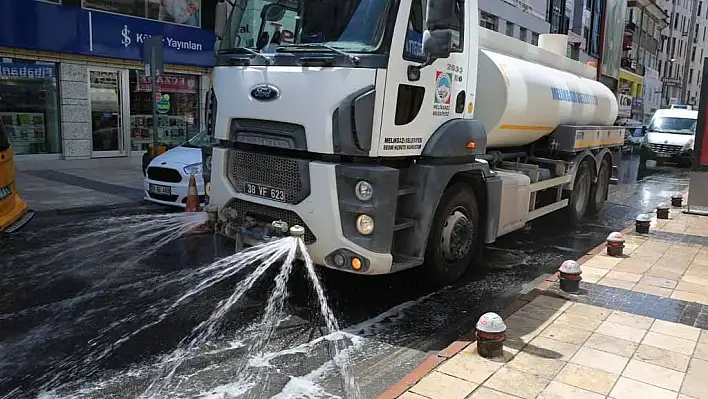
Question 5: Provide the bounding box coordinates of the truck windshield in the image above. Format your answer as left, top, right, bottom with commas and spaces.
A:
220, 0, 393, 55
648, 117, 697, 135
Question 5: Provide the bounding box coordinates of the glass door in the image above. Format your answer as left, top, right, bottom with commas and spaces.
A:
89, 68, 129, 157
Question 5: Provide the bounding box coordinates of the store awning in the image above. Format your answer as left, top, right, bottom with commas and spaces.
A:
620, 69, 644, 86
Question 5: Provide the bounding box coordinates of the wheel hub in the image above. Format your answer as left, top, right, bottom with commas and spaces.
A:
441, 210, 474, 262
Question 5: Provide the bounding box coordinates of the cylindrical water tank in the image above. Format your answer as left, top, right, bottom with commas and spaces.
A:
475, 49, 619, 148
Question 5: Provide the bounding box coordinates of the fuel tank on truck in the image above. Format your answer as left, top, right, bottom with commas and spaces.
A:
474, 31, 619, 148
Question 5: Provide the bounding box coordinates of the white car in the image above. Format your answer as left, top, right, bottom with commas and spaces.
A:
144, 132, 212, 208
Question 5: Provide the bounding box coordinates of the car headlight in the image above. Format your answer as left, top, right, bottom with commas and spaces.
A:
682, 138, 694, 152
356, 214, 374, 235
184, 163, 203, 175
355, 180, 373, 201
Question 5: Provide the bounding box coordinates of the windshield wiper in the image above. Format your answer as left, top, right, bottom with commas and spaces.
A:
279, 43, 360, 65
219, 47, 273, 64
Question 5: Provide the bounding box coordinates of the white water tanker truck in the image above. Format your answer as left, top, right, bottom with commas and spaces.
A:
202, 0, 624, 285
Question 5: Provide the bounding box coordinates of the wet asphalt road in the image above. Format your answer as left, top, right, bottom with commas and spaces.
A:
0, 159, 691, 399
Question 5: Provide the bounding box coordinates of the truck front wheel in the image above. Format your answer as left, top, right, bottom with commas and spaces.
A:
424, 183, 480, 286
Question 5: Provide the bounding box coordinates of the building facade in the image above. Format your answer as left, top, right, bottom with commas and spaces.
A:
479, 0, 551, 45
658, 0, 708, 107
0, 0, 216, 160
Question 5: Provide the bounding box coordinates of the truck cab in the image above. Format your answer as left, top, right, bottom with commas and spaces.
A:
641, 105, 698, 166
205, 0, 623, 284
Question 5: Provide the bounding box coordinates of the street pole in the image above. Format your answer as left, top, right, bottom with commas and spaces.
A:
596, 0, 607, 82
681, 0, 699, 103
151, 45, 159, 156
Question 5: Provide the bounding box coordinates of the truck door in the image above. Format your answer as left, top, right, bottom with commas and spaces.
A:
376, 0, 474, 156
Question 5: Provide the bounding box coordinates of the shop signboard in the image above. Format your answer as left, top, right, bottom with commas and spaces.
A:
137, 73, 198, 93
617, 94, 633, 117
0, 1, 214, 68
0, 62, 55, 80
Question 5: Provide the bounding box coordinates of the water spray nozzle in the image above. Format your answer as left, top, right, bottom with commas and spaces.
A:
289, 225, 305, 237
271, 220, 289, 233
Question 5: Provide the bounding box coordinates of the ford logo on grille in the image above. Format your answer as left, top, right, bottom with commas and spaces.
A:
250, 84, 280, 101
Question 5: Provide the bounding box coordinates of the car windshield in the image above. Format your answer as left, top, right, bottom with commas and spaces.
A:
648, 117, 697, 135
182, 131, 216, 148
220, 0, 393, 54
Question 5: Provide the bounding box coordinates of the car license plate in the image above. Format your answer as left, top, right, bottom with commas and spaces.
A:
149, 184, 172, 196
0, 185, 11, 201
245, 183, 286, 202
657, 152, 672, 158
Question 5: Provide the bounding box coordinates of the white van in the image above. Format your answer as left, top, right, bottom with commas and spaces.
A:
641, 105, 698, 166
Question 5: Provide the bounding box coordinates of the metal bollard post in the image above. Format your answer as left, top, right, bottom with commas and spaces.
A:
559, 260, 582, 293
476, 312, 506, 359
671, 193, 684, 208
635, 214, 651, 234
606, 232, 625, 257
656, 203, 670, 220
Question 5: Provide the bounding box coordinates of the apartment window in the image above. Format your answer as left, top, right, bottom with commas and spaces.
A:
82, 0, 201, 27
585, 0, 591, 10
680, 40, 683, 57
672, 37, 676, 57
700, 2, 703, 16
675, 12, 679, 29
693, 46, 697, 61
532, 32, 539, 45
659, 60, 662, 75
520, 27, 528, 42
690, 69, 694, 83
704, 26, 707, 41
480, 11, 498, 31
506, 21, 514, 37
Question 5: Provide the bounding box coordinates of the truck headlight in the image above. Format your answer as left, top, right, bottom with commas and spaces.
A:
356, 214, 374, 235
184, 163, 203, 175
355, 180, 373, 201
682, 138, 694, 152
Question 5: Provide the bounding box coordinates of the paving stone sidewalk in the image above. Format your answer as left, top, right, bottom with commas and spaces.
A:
13, 157, 147, 213
387, 202, 708, 399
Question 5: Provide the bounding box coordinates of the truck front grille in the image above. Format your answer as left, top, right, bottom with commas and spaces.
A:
649, 143, 683, 154
227, 199, 316, 244
228, 150, 310, 204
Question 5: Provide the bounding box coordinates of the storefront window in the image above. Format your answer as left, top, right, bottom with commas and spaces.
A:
128, 70, 199, 152
82, 0, 201, 27
0, 60, 61, 155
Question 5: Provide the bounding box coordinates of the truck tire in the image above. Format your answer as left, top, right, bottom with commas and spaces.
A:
567, 160, 592, 225
424, 183, 480, 286
587, 157, 611, 216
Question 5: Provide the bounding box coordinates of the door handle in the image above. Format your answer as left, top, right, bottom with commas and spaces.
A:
455, 91, 465, 114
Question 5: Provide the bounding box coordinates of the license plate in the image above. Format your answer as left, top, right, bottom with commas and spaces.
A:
0, 185, 11, 201
657, 152, 672, 158
245, 183, 286, 202
149, 184, 172, 196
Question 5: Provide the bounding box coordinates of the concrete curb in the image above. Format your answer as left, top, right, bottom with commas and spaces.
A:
32, 200, 154, 218
377, 223, 638, 399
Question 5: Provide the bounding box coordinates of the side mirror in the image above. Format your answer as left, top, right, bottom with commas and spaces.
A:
215, 0, 229, 39
423, 29, 453, 59
642, 126, 647, 135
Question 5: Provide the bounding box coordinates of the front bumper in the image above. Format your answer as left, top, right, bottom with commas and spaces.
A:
143, 177, 206, 208
641, 145, 692, 163
209, 147, 395, 275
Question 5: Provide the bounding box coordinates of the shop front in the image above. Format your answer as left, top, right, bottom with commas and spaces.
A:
0, 0, 214, 160
618, 68, 644, 122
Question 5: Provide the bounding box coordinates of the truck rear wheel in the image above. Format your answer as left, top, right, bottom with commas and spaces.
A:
424, 183, 480, 286
567, 160, 592, 225
587, 157, 611, 216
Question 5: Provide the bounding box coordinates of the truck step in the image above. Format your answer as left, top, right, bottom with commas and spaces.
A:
393, 218, 416, 231
391, 254, 425, 272
397, 186, 417, 196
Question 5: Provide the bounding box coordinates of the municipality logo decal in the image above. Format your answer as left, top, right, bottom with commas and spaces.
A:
435, 71, 452, 104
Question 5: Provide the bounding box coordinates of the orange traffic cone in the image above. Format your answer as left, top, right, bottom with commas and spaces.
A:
185, 174, 201, 212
